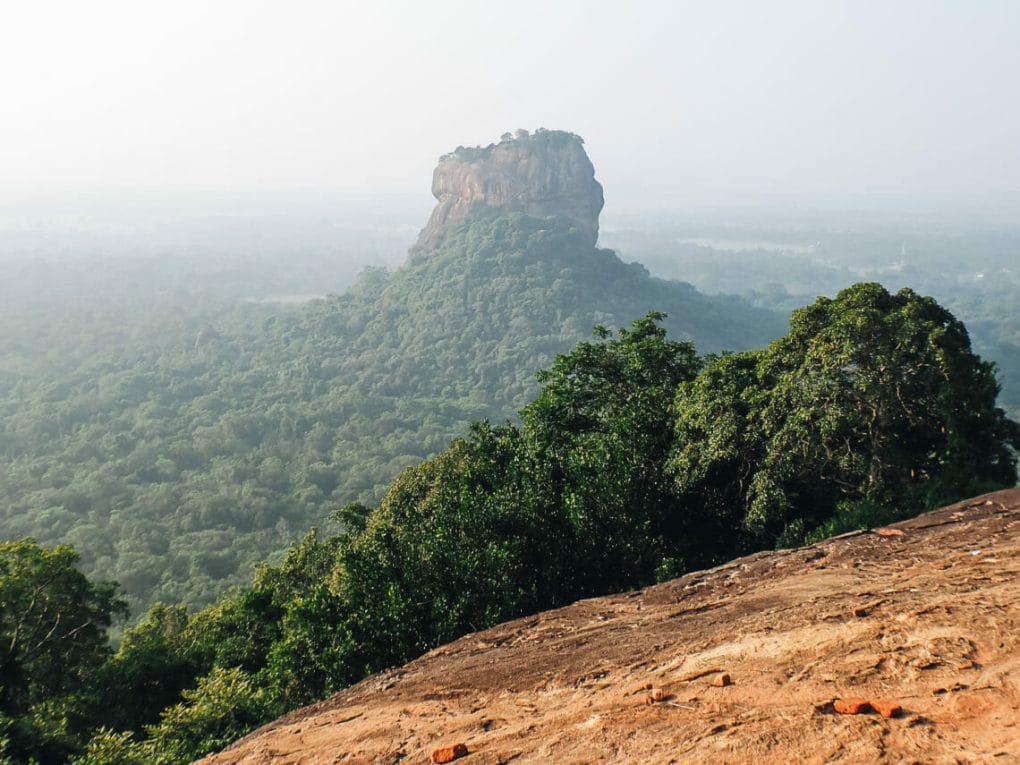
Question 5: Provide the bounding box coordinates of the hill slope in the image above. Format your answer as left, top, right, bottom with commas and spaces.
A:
0, 188, 784, 614
202, 488, 1020, 764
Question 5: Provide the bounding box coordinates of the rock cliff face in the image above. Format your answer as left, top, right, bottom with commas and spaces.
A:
414, 129, 604, 251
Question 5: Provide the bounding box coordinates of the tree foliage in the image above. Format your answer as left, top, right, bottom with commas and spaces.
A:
671, 284, 1019, 550
3, 149, 1020, 763
0, 540, 126, 763
521, 312, 702, 588
0, 213, 782, 615
141, 667, 280, 765
3, 286, 1018, 764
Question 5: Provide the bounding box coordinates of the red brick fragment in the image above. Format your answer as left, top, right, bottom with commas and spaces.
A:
712, 673, 732, 687
833, 698, 871, 715
874, 528, 905, 537
871, 699, 902, 718
431, 743, 468, 763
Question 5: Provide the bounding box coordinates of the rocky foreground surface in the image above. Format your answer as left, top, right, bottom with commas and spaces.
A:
203, 489, 1020, 764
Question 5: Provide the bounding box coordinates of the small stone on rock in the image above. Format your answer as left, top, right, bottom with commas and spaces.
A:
871, 699, 902, 718
834, 698, 871, 715
431, 743, 468, 763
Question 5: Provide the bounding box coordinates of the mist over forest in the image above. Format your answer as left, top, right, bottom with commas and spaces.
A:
3, 184, 1018, 762
2, 196, 1018, 609
5, 195, 1018, 419
3, 2, 1020, 761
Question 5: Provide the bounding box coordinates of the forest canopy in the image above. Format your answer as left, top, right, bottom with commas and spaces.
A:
0, 212, 784, 614
3, 292, 1016, 764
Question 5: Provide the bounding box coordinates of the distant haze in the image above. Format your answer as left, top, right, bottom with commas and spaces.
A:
3, 1, 1019, 213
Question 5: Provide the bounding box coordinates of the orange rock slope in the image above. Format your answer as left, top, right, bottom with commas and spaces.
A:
202, 489, 1020, 764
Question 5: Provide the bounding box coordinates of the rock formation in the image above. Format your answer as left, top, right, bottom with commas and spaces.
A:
201, 488, 1020, 764
414, 129, 605, 251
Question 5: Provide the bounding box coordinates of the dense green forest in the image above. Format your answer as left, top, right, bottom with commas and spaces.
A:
3, 200, 1020, 762
0, 212, 784, 613
3, 286, 1016, 764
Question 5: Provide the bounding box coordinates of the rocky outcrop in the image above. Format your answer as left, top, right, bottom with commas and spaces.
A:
414, 129, 604, 251
200, 489, 1020, 764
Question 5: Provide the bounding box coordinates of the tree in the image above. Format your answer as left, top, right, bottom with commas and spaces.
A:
0, 540, 127, 762
522, 312, 701, 587
97, 604, 203, 734
142, 667, 279, 765
331, 425, 560, 676
672, 284, 1019, 549
68, 728, 151, 765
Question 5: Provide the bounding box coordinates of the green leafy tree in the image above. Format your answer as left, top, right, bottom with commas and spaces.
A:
142, 667, 279, 765
249, 531, 349, 705
672, 284, 1019, 550
68, 729, 150, 765
323, 314, 704, 684
331, 425, 559, 677
0, 540, 127, 763
522, 312, 701, 588
97, 604, 203, 734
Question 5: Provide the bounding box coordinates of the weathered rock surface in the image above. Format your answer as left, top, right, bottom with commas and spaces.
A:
414, 129, 604, 251
201, 488, 1020, 764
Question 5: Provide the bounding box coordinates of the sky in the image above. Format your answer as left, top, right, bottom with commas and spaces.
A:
2, 0, 1019, 212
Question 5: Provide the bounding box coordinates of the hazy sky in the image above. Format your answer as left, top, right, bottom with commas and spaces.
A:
3, 1, 1019, 210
